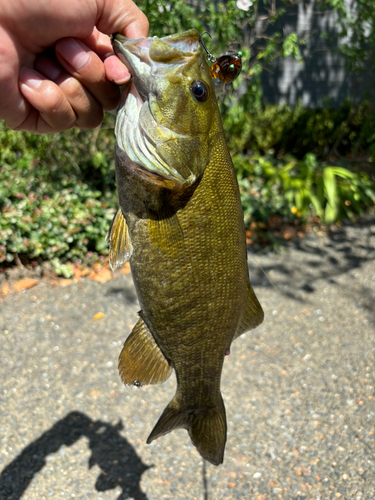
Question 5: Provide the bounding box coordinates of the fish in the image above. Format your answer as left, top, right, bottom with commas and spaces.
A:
108, 29, 264, 466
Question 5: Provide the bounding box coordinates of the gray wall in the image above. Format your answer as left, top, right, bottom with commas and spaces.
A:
259, 0, 374, 107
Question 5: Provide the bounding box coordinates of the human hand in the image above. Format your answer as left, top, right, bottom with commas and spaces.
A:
0, 0, 148, 133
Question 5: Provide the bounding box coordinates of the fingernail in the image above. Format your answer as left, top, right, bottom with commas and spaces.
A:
19, 67, 43, 89
57, 38, 90, 70
104, 57, 131, 85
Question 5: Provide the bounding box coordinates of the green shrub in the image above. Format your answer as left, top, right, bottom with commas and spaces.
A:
1, 0, 374, 271
1, 105, 374, 273
234, 152, 375, 225
222, 100, 375, 160
0, 119, 117, 267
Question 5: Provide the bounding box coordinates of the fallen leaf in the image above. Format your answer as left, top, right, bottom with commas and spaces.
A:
93, 312, 105, 321
13, 278, 38, 291
1, 283, 11, 296
120, 263, 131, 275
90, 268, 112, 283
282, 226, 297, 240
73, 267, 81, 280
72, 264, 90, 280
59, 279, 72, 287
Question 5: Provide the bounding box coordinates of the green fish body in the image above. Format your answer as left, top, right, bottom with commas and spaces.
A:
109, 29, 263, 466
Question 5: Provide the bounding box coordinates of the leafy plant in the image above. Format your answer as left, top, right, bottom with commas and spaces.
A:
1, 0, 375, 271
222, 100, 375, 161
0, 120, 117, 267
235, 152, 375, 225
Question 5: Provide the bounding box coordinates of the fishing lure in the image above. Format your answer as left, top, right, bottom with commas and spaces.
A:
199, 31, 242, 84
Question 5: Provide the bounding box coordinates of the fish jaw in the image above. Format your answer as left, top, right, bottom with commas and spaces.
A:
112, 35, 152, 102
112, 30, 216, 188
112, 30, 200, 92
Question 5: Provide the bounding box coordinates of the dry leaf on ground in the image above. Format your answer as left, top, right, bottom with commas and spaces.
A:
13, 279, 38, 291
93, 312, 106, 321
1, 283, 11, 296
90, 268, 112, 283
59, 279, 72, 287
72, 265, 91, 280
120, 263, 131, 275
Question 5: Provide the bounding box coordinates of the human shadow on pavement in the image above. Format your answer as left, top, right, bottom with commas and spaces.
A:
249, 215, 375, 299
0, 411, 150, 500
105, 286, 138, 304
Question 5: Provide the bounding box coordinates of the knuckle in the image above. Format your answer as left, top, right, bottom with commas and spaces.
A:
140, 13, 149, 34
77, 108, 103, 129
43, 84, 69, 113
101, 88, 121, 111
60, 76, 83, 102
42, 86, 75, 130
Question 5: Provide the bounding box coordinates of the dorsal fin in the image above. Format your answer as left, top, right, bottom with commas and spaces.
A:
106, 208, 133, 271
119, 313, 172, 387
234, 283, 264, 340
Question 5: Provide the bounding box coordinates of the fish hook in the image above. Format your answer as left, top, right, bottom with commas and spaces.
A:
199, 31, 217, 63
200, 31, 243, 84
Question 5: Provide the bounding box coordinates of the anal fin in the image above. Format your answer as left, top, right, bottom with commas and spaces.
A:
234, 283, 264, 340
118, 313, 172, 387
106, 208, 133, 271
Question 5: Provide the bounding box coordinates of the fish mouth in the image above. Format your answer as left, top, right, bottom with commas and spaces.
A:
111, 30, 200, 97
111, 35, 150, 103
112, 30, 203, 186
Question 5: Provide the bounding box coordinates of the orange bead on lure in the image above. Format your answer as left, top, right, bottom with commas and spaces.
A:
199, 31, 242, 84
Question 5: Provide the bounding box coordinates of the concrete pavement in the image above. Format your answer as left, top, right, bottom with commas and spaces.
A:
1, 215, 374, 499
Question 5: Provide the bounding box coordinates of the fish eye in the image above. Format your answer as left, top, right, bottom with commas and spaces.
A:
190, 80, 209, 102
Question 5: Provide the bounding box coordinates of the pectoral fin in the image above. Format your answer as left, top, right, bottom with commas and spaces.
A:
148, 202, 184, 253
118, 313, 172, 387
234, 283, 264, 340
106, 208, 133, 271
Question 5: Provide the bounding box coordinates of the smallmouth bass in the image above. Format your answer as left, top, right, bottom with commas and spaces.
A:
108, 29, 264, 466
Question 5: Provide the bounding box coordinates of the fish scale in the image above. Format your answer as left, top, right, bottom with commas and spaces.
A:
109, 29, 264, 465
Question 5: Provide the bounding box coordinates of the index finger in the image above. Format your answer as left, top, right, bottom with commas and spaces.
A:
0, 30, 30, 129
81, 29, 132, 87
95, 0, 149, 39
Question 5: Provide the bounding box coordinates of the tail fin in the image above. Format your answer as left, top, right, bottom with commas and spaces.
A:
147, 396, 227, 466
